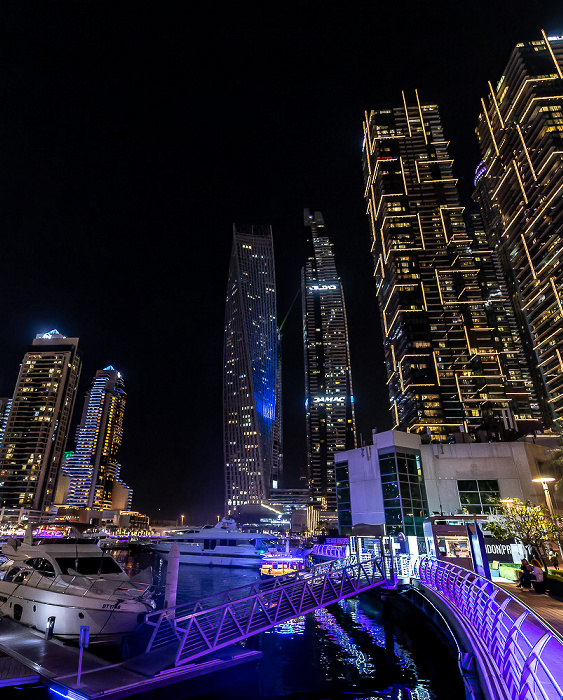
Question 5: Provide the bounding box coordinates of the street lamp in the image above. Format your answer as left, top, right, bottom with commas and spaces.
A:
532, 476, 556, 517
180, 514, 185, 526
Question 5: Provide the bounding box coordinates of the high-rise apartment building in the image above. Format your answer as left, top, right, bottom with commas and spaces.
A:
302, 210, 357, 510
362, 97, 540, 441
0, 331, 81, 511
474, 32, 563, 426
223, 225, 281, 515
63, 366, 128, 509
0, 398, 11, 447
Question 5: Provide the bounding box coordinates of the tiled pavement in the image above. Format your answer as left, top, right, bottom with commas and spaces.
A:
496, 575, 563, 638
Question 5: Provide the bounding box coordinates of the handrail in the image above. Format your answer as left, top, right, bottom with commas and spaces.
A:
416, 556, 563, 700
144, 554, 387, 666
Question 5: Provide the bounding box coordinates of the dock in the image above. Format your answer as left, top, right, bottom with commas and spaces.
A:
0, 617, 262, 698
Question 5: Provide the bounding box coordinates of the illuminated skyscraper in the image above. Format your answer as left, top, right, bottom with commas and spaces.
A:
474, 32, 563, 426
0, 331, 81, 511
223, 225, 281, 515
0, 398, 11, 447
302, 210, 357, 510
63, 366, 128, 509
362, 97, 540, 441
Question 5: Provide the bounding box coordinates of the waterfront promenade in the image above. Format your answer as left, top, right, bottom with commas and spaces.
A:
497, 575, 563, 638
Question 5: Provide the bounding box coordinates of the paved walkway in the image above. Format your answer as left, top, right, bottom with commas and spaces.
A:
496, 576, 563, 638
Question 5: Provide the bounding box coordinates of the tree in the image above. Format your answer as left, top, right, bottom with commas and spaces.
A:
488, 499, 563, 572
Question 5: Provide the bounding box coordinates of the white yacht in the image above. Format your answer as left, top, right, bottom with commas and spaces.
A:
0, 536, 154, 643
152, 519, 277, 568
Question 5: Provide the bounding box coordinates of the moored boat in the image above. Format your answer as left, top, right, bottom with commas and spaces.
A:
151, 519, 277, 568
0, 535, 154, 643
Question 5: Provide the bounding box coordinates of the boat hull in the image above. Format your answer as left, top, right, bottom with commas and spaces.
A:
0, 582, 151, 643
153, 548, 263, 568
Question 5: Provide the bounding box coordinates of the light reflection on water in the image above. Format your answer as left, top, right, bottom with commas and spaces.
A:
123, 555, 449, 699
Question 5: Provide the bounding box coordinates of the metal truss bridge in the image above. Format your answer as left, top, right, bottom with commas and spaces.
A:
144, 554, 387, 667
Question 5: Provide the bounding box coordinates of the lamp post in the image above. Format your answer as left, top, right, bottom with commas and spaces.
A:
532, 476, 560, 565
532, 477, 556, 517
180, 514, 185, 526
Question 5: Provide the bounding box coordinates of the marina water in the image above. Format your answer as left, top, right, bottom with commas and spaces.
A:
147, 555, 463, 700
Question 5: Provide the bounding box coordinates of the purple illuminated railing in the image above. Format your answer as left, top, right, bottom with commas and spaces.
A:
145, 555, 387, 666
417, 557, 563, 700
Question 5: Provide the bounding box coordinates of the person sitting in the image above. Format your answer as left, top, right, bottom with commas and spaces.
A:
516, 559, 532, 588
530, 559, 546, 593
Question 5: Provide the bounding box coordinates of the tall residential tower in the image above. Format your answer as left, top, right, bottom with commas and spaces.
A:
62, 366, 128, 509
0, 331, 81, 511
302, 210, 357, 511
362, 98, 540, 441
223, 225, 281, 515
474, 33, 563, 426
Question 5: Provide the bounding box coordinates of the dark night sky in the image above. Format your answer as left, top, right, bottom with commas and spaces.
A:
0, 3, 561, 522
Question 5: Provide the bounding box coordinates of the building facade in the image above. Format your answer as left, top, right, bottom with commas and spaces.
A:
0, 331, 81, 511
474, 33, 563, 426
302, 210, 357, 511
223, 225, 281, 515
362, 96, 541, 442
335, 429, 557, 537
62, 366, 129, 510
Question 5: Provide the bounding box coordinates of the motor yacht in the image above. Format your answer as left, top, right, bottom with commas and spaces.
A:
0, 535, 154, 643
151, 519, 278, 568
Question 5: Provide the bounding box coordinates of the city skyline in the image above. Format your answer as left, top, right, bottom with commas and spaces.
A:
0, 6, 561, 521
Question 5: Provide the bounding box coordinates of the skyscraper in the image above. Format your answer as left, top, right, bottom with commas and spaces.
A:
362, 97, 540, 441
0, 330, 81, 511
63, 366, 128, 509
302, 210, 357, 511
223, 225, 281, 515
474, 32, 563, 426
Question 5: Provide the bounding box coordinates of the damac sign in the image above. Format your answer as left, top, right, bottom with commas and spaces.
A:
313, 396, 345, 403
309, 284, 337, 291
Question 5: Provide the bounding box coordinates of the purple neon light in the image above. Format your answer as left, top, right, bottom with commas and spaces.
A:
417, 557, 563, 698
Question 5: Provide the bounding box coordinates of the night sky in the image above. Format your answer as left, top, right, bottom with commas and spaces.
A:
1, 3, 561, 523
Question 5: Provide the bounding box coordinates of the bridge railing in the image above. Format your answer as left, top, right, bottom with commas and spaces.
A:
416, 556, 563, 700
144, 554, 387, 666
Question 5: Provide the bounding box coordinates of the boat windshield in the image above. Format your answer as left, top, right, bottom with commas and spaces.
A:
56, 557, 122, 575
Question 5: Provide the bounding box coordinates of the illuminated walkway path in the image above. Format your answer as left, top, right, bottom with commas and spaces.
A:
417, 558, 563, 700
498, 578, 563, 637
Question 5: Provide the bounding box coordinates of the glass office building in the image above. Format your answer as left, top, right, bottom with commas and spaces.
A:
302, 210, 357, 511
474, 33, 563, 426
223, 225, 281, 515
362, 96, 540, 441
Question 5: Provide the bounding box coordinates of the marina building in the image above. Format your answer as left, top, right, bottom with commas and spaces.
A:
474, 33, 563, 426
335, 429, 558, 537
223, 225, 281, 515
362, 97, 541, 442
0, 331, 82, 512
302, 209, 357, 511
61, 366, 131, 510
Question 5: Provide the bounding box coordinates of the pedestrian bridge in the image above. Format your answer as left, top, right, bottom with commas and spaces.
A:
144, 554, 387, 666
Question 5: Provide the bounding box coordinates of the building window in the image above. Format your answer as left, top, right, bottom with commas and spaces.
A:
458, 479, 500, 515
335, 461, 351, 534
379, 449, 429, 537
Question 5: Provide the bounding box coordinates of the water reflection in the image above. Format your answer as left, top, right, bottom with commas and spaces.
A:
116, 553, 450, 699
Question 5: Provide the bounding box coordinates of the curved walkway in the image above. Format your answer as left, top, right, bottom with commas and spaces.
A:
496, 576, 563, 638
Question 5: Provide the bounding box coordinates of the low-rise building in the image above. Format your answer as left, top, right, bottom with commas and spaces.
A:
335, 429, 558, 536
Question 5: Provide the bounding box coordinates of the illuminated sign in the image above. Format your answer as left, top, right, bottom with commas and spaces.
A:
313, 396, 345, 403
309, 284, 337, 291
